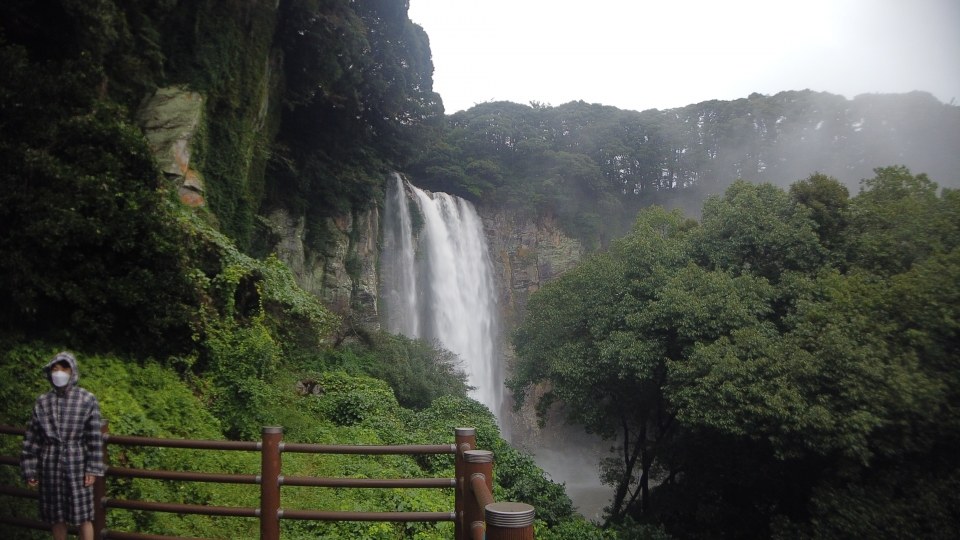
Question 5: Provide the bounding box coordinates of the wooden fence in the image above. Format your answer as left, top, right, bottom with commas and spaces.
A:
0, 424, 534, 539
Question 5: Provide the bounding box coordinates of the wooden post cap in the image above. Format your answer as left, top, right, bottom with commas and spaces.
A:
485, 502, 535, 528
462, 450, 494, 463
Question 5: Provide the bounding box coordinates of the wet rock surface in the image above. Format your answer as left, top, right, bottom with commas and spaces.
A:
264, 207, 380, 329
136, 86, 206, 206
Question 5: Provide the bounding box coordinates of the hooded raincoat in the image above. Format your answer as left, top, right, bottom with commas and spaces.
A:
21, 352, 104, 524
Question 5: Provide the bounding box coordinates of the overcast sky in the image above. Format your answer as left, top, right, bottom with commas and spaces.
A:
408, 0, 960, 114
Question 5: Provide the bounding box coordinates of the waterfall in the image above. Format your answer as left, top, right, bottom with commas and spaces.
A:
381, 174, 420, 338
381, 174, 502, 422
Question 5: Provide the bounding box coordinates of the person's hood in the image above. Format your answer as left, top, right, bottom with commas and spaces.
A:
43, 351, 79, 389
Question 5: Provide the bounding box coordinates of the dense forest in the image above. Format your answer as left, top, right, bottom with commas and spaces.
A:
0, 1, 591, 538
511, 168, 960, 538
0, 0, 448, 351
1, 0, 958, 539
408, 94, 960, 246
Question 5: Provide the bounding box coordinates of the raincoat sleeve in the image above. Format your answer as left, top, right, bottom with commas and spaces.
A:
20, 402, 43, 482
83, 398, 104, 477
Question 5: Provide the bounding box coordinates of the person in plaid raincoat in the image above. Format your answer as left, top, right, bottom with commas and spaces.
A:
21, 352, 104, 540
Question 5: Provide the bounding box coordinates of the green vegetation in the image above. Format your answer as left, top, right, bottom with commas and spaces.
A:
5, 1, 956, 538
0, 346, 497, 539
1, 0, 442, 253
407, 94, 960, 248
0, 3, 584, 538
0, 44, 195, 357
322, 333, 470, 411
0, 341, 591, 538
510, 167, 960, 538
266, 0, 443, 254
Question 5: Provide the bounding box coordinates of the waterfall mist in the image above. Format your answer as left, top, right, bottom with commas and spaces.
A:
381, 174, 503, 423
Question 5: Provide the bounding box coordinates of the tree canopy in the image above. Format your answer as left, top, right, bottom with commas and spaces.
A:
510, 167, 960, 538
408, 94, 960, 248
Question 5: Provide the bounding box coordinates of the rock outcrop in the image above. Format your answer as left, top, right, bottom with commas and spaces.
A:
135, 86, 206, 207
264, 207, 380, 329
135, 85, 382, 328
481, 207, 585, 446
482, 209, 584, 329
323, 210, 381, 327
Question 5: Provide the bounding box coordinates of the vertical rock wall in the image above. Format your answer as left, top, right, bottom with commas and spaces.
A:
482, 209, 584, 330
136, 86, 206, 207
482, 208, 608, 518
136, 86, 381, 327
263, 207, 381, 329
481, 208, 584, 446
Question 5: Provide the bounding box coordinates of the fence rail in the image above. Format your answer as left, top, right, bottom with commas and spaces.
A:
0, 423, 535, 539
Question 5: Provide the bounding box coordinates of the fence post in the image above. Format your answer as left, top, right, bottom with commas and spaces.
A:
93, 420, 108, 540
260, 426, 283, 540
463, 449, 493, 540
454, 427, 476, 540
485, 502, 536, 540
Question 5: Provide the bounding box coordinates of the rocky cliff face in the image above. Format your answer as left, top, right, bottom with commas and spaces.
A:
481, 207, 585, 445
136, 86, 206, 207
263, 207, 381, 329
137, 88, 580, 362
261, 189, 591, 345
137, 86, 380, 328
134, 90, 580, 348
481, 209, 607, 508
482, 209, 585, 329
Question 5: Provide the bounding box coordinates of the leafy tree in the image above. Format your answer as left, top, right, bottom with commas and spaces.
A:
320, 332, 471, 410
511, 170, 960, 538
0, 45, 195, 356
408, 93, 959, 247
843, 166, 959, 275
788, 173, 850, 251
696, 180, 826, 282
510, 207, 700, 523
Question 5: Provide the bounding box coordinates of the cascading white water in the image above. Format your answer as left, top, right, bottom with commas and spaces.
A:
381, 174, 502, 421
381, 174, 420, 338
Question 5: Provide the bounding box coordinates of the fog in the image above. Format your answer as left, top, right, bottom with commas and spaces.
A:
408, 0, 960, 522
532, 434, 611, 522
510, 412, 613, 523
411, 0, 960, 115
495, 89, 960, 520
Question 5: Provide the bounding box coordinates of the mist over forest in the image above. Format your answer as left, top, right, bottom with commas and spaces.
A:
0, 0, 958, 539
408, 90, 960, 243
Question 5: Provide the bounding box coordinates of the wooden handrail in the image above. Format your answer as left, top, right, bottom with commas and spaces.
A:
103, 498, 258, 517
280, 476, 454, 488
0, 515, 78, 534
471, 473, 496, 509
0, 485, 39, 499
105, 434, 259, 451
281, 442, 456, 454
0, 424, 535, 539
278, 509, 456, 522
102, 531, 217, 540
106, 466, 259, 484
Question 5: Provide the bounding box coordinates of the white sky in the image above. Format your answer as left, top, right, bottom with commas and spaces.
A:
408, 0, 960, 114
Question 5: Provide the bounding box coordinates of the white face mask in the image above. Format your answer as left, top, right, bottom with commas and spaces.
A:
51, 370, 70, 387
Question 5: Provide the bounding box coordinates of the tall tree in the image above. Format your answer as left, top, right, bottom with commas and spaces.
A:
510, 170, 960, 538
